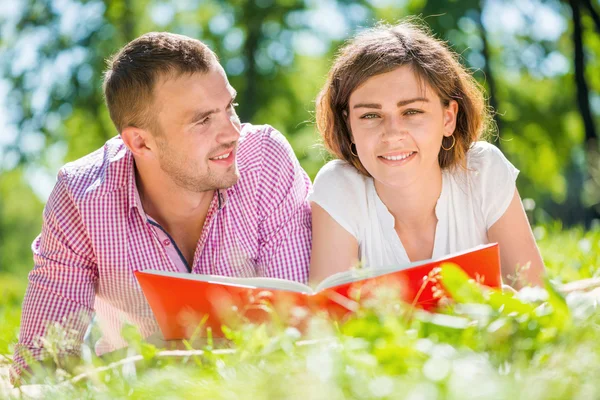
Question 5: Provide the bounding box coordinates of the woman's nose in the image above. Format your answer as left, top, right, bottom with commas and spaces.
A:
382, 115, 407, 142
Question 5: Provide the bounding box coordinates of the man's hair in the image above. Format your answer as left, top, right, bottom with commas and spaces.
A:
103, 32, 217, 134
316, 19, 493, 175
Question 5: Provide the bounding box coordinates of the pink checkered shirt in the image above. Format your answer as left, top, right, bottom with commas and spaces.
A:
11, 124, 312, 382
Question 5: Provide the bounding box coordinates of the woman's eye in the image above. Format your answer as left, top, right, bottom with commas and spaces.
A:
360, 113, 379, 120
404, 109, 423, 116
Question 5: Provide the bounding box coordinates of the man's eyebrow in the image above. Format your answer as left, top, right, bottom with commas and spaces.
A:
188, 90, 239, 124
189, 108, 217, 124
352, 97, 429, 110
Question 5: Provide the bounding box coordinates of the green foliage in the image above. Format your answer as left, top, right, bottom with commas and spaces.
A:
0, 168, 44, 277
1, 0, 598, 218
1, 224, 599, 399
535, 222, 600, 281
1, 0, 600, 397
0, 274, 27, 355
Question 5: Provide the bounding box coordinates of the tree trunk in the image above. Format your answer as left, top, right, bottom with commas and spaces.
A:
582, 0, 600, 34
122, 0, 135, 42
239, 2, 265, 124
476, 0, 502, 147
567, 0, 599, 226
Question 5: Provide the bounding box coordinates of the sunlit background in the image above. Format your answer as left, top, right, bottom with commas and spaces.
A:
1, 2, 600, 396
0, 0, 599, 293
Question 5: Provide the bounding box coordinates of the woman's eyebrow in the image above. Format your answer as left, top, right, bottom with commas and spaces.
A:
397, 97, 428, 107
353, 102, 381, 109
352, 97, 429, 110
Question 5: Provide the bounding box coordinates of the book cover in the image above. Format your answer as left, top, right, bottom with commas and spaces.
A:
135, 243, 501, 340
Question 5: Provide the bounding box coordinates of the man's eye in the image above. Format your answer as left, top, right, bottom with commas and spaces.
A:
405, 109, 423, 116
229, 102, 239, 109
198, 116, 211, 126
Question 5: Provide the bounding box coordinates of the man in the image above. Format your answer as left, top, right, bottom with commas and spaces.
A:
11, 32, 312, 383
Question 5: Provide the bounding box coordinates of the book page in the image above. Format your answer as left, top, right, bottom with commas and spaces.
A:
314, 243, 494, 292
139, 270, 315, 294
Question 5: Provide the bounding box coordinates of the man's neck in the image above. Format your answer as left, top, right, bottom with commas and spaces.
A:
135, 167, 214, 236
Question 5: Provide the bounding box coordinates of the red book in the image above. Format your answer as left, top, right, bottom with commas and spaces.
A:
135, 243, 501, 340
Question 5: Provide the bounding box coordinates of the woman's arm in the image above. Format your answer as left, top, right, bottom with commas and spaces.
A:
309, 202, 359, 286
487, 188, 545, 288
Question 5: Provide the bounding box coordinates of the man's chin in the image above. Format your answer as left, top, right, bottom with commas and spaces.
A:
216, 170, 240, 190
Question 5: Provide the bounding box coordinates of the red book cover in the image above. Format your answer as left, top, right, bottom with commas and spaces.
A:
135, 243, 501, 340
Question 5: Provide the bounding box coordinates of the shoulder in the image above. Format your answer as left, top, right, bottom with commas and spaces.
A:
235, 124, 310, 210
58, 136, 131, 202
309, 160, 368, 239
310, 159, 368, 208
236, 123, 296, 174
466, 141, 514, 173
313, 159, 366, 190
461, 141, 520, 228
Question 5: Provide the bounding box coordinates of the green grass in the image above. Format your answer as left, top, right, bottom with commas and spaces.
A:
1, 224, 599, 399
0, 274, 27, 356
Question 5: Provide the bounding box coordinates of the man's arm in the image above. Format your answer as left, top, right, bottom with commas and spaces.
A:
10, 172, 98, 386
255, 127, 312, 284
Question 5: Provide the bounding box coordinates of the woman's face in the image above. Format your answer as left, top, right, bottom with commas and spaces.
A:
347, 65, 458, 189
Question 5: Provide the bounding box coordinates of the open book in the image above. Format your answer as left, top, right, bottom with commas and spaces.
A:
135, 243, 501, 340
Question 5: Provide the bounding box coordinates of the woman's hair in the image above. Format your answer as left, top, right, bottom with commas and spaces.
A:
315, 19, 493, 176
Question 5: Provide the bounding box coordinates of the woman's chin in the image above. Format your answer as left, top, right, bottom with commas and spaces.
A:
371, 172, 420, 191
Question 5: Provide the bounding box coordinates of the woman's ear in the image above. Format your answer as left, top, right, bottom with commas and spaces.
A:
443, 100, 459, 137
342, 109, 353, 139
342, 109, 350, 128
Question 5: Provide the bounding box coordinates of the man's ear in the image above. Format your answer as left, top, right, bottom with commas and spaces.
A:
443, 100, 459, 137
121, 126, 155, 158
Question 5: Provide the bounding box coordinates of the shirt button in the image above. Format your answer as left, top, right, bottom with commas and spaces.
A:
163, 239, 171, 246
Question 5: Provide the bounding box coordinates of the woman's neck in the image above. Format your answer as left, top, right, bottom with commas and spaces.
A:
374, 166, 443, 232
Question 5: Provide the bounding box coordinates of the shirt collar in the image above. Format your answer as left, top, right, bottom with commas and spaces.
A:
126, 152, 146, 219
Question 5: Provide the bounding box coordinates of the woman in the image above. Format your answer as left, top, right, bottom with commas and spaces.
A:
309, 20, 545, 288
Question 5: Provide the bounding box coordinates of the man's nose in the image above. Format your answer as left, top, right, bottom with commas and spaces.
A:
218, 114, 241, 143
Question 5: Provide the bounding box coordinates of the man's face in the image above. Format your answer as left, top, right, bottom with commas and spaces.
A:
150, 65, 241, 193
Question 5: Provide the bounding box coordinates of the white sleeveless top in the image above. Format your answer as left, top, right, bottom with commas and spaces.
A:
308, 142, 519, 269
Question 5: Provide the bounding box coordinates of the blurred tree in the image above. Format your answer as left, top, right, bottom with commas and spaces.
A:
0, 167, 44, 276
0, 0, 599, 264
581, 0, 600, 33
417, 0, 600, 226
0, 0, 377, 174
0, 0, 376, 276
419, 0, 503, 146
